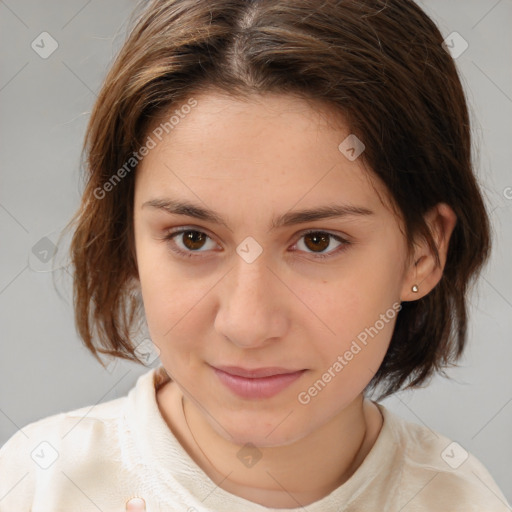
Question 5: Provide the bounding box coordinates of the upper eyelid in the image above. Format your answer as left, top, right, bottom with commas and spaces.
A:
167, 225, 348, 238
167, 226, 349, 248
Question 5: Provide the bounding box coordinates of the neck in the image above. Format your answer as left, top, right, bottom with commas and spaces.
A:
177, 390, 380, 508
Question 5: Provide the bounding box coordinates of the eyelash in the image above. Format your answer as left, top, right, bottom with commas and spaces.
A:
162, 228, 351, 260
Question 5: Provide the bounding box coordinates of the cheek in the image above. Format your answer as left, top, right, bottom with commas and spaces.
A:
135, 249, 221, 374
302, 248, 403, 385
140, 273, 209, 343
297, 285, 398, 410
312, 288, 396, 375
135, 239, 197, 339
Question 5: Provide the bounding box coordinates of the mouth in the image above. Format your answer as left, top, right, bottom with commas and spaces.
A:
210, 364, 307, 399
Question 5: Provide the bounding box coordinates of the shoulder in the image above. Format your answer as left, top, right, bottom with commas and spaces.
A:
0, 395, 127, 509
0, 392, 127, 453
377, 404, 511, 511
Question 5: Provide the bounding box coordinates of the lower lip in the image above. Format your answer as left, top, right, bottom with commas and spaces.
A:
212, 367, 306, 399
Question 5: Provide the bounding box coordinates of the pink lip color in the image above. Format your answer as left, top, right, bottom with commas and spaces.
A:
212, 366, 306, 399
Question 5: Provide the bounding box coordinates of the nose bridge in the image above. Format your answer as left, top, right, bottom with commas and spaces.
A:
230, 254, 276, 316
215, 252, 287, 347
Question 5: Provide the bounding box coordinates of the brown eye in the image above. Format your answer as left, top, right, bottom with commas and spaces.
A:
294, 231, 349, 259
164, 228, 218, 257
182, 230, 208, 250
303, 232, 330, 252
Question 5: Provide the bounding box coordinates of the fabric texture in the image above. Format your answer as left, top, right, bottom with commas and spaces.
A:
0, 365, 509, 511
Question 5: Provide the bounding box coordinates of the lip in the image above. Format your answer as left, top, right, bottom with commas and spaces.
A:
211, 365, 307, 399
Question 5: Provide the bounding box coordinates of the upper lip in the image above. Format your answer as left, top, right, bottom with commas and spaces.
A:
212, 365, 305, 379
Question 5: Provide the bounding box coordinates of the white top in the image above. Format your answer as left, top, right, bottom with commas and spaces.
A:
0, 365, 509, 511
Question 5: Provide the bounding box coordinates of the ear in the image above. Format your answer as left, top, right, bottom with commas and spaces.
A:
400, 202, 457, 302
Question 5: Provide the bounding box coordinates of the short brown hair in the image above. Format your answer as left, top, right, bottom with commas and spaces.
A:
64, 0, 491, 400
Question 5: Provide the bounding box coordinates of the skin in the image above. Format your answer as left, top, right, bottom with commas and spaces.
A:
125, 497, 146, 511
133, 90, 457, 508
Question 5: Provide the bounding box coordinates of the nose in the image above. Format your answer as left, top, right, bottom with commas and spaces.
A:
214, 254, 289, 349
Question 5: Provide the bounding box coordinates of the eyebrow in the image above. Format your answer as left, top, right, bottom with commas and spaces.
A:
142, 198, 374, 230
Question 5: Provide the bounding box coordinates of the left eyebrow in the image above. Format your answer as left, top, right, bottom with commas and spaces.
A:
272, 204, 374, 229
142, 198, 374, 231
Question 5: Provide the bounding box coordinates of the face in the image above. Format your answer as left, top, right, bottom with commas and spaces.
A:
133, 90, 410, 447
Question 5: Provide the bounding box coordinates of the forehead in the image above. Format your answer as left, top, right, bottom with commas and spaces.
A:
146, 90, 350, 163
136, 90, 392, 216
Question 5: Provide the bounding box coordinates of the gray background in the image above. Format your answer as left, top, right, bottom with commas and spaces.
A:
1, 0, 511, 505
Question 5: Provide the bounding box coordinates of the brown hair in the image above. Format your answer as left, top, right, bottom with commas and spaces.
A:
64, 0, 491, 400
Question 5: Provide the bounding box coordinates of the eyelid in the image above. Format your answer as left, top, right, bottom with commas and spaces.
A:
162, 226, 351, 259
164, 225, 351, 242
290, 229, 350, 258
164, 226, 221, 253
296, 227, 350, 240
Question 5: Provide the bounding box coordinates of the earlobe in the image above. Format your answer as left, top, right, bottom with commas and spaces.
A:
400, 203, 457, 302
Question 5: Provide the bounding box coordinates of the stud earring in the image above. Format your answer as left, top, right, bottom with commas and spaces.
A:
411, 284, 419, 293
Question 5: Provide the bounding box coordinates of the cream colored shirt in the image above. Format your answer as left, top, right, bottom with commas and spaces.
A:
0, 366, 509, 511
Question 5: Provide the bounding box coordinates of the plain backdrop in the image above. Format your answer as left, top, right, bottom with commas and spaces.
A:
1, 0, 511, 504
